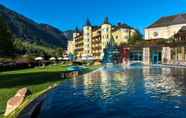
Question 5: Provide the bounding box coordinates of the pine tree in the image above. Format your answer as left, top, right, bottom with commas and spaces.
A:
128, 29, 143, 44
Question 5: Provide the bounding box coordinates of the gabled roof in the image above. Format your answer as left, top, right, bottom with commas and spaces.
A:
92, 25, 101, 31
147, 13, 186, 28
112, 23, 133, 32
117, 23, 132, 29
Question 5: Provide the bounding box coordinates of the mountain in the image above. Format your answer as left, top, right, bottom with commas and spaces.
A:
0, 4, 71, 49
63, 30, 74, 41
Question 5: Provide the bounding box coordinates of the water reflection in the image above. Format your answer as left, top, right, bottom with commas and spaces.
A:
71, 65, 186, 105
143, 66, 186, 97
83, 66, 130, 101
38, 65, 186, 118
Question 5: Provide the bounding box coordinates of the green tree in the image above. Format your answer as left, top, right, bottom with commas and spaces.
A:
0, 15, 14, 56
55, 48, 64, 57
128, 29, 143, 44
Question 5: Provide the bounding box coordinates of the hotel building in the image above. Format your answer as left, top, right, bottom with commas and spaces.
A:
68, 17, 137, 60
143, 13, 186, 65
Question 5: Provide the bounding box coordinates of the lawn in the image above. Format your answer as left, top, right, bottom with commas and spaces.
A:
0, 64, 100, 118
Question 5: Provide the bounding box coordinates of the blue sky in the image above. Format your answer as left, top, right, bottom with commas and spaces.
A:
0, 0, 186, 34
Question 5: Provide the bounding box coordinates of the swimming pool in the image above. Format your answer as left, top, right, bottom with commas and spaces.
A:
38, 65, 186, 118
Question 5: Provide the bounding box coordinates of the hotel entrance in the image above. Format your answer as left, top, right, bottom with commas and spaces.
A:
151, 49, 161, 64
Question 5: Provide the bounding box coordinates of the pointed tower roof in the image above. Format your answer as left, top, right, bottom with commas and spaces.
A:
75, 26, 79, 32
103, 16, 110, 24
85, 18, 91, 26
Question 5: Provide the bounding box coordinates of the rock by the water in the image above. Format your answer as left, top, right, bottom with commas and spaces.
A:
4, 88, 31, 116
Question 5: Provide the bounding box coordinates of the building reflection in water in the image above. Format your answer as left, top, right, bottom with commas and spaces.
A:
83, 66, 130, 101
71, 65, 186, 103
143, 66, 186, 97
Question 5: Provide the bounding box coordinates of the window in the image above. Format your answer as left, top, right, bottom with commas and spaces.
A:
124, 36, 129, 39
125, 29, 129, 32
106, 28, 109, 32
105, 28, 107, 32
104, 28, 109, 32
106, 35, 109, 38
116, 36, 118, 39
153, 32, 159, 37
177, 48, 181, 53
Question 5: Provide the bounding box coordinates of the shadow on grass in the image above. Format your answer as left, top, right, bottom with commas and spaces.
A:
0, 71, 64, 89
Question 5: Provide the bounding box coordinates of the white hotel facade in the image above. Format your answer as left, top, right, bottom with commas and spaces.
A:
143, 13, 186, 65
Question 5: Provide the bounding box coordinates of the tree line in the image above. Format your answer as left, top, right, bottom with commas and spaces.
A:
0, 15, 64, 59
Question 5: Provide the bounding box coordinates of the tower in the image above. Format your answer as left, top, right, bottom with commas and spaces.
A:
73, 26, 80, 39
83, 18, 92, 59
68, 27, 79, 55
101, 17, 112, 59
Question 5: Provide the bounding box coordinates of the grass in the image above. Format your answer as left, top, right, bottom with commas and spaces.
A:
5, 88, 50, 118
0, 64, 101, 118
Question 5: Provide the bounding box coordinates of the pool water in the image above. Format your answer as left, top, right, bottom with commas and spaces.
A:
38, 65, 186, 118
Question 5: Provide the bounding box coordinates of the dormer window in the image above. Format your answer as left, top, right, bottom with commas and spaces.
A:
116, 36, 118, 39
153, 32, 159, 37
